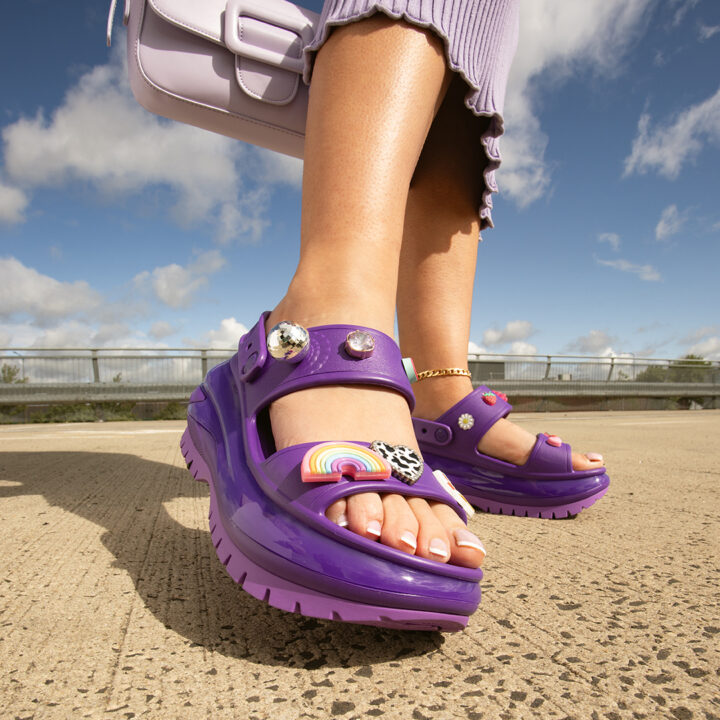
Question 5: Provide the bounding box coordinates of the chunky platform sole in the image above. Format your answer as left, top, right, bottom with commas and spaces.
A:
454, 480, 609, 519
181, 425, 470, 632
420, 452, 610, 519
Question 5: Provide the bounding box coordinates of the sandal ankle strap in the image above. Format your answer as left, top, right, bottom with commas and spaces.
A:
234, 312, 416, 418
413, 386, 512, 455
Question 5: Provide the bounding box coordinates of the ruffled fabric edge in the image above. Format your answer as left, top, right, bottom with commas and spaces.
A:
301, 0, 519, 233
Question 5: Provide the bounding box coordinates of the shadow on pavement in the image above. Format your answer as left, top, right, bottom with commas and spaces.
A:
0, 451, 442, 669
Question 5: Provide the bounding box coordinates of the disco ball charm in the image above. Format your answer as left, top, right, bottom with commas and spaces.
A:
266, 321, 310, 362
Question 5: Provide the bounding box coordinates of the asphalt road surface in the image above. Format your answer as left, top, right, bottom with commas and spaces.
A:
1, 411, 718, 719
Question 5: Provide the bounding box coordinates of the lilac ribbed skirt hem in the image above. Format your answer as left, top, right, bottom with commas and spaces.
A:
303, 0, 519, 231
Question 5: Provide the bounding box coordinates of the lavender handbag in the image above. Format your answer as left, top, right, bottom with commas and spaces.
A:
106, 0, 318, 158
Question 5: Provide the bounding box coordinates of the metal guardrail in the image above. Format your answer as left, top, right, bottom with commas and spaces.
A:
1, 349, 718, 405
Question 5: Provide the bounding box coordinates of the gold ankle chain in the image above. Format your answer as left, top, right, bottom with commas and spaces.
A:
415, 368, 472, 381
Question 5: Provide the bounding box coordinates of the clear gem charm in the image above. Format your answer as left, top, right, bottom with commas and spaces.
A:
458, 413, 475, 431
345, 330, 375, 359
266, 321, 310, 362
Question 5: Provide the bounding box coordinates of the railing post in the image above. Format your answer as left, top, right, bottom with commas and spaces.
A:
91, 350, 100, 383
201, 350, 208, 379
544, 355, 552, 380
606, 357, 615, 382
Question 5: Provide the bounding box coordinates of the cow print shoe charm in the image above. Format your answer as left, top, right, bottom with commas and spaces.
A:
370, 441, 423, 486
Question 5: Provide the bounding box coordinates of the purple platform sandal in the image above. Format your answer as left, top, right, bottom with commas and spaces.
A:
181, 313, 483, 631
413, 387, 610, 519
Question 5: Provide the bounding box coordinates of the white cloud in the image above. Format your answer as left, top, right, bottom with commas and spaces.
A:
133, 250, 225, 309
483, 320, 534, 347
189, 317, 249, 349
257, 150, 304, 187
623, 87, 720, 179
508, 341, 538, 355
680, 325, 720, 344
501, 0, 653, 206
598, 232, 621, 251
683, 326, 720, 360
1, 54, 300, 243
655, 204, 685, 241
699, 24, 720, 40
0, 256, 102, 325
149, 321, 177, 340
0, 319, 150, 349
595, 257, 661, 281
671, 0, 699, 27
468, 341, 488, 356
216, 198, 268, 246
0, 182, 28, 224
687, 336, 720, 360
566, 330, 617, 355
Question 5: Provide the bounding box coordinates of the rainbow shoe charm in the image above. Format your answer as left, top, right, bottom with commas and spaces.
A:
301, 442, 392, 483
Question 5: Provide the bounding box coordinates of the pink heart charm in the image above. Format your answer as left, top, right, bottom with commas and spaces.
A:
546, 435, 562, 447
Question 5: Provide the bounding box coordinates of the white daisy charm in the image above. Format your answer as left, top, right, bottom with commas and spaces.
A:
458, 413, 475, 431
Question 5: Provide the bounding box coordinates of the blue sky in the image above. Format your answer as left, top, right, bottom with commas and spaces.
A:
1, 0, 719, 360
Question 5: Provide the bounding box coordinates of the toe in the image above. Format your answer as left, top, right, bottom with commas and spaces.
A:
380, 494, 419, 555
346, 492, 385, 541
406, 497, 452, 563
571, 451, 605, 471
430, 503, 486, 568
326, 498, 348, 527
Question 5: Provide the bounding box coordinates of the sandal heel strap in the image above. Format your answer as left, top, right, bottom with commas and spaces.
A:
234, 313, 415, 417
414, 387, 512, 457
412, 418, 454, 446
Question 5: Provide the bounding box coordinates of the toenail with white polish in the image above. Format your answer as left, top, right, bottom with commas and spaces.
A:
366, 520, 382, 537
400, 531, 417, 550
453, 528, 486, 555
586, 452, 603, 462
336, 513, 349, 528
429, 538, 449, 558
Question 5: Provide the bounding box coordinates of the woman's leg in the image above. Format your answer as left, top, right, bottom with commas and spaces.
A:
397, 77, 603, 470
266, 16, 485, 567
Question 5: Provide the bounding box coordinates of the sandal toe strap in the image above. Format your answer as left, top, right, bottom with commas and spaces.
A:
262, 441, 471, 523
523, 434, 573, 474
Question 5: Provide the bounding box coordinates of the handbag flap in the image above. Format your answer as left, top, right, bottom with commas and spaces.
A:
148, 0, 317, 104
148, 0, 317, 59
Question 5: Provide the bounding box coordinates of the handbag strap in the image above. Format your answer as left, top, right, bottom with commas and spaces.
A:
106, 0, 131, 47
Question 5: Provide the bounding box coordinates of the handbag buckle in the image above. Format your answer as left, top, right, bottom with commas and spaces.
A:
224, 0, 314, 74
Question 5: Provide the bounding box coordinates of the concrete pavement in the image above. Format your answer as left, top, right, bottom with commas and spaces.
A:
1, 411, 718, 719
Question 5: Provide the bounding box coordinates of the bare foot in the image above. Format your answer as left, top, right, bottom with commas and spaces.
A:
412, 376, 605, 470
265, 309, 485, 569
